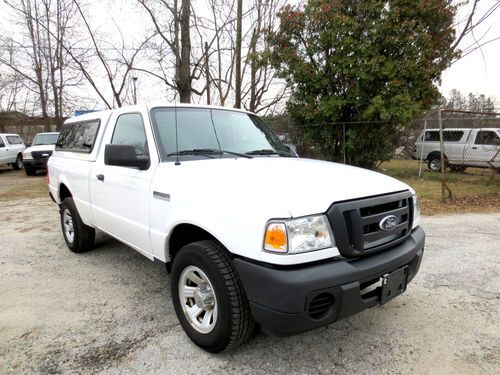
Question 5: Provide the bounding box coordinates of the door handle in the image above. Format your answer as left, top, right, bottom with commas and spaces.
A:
472, 146, 478, 150
96, 174, 105, 181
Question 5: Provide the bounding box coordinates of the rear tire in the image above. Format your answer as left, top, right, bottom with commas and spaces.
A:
12, 154, 23, 170
449, 165, 467, 173
171, 240, 254, 352
60, 197, 95, 253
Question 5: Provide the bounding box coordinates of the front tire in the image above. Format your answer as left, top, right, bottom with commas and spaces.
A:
60, 197, 95, 253
25, 167, 36, 176
428, 155, 446, 172
171, 240, 254, 352
12, 154, 23, 170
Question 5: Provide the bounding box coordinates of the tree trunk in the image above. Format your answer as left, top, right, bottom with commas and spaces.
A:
234, 0, 242, 108
179, 0, 191, 103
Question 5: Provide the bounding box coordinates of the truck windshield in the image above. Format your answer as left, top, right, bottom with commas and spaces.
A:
33, 133, 59, 146
150, 107, 290, 160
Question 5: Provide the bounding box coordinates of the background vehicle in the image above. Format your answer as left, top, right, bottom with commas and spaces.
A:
48, 104, 424, 352
23, 132, 59, 176
0, 133, 26, 170
414, 128, 500, 172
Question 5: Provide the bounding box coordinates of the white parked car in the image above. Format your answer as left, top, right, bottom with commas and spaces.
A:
0, 133, 26, 170
414, 128, 500, 172
48, 104, 425, 352
23, 132, 59, 175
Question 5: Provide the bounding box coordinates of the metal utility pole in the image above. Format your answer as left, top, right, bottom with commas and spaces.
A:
418, 117, 427, 177
133, 77, 138, 105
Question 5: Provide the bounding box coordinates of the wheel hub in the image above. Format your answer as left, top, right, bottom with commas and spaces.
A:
194, 284, 215, 309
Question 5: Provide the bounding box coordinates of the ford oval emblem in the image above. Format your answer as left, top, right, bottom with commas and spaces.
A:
379, 215, 399, 231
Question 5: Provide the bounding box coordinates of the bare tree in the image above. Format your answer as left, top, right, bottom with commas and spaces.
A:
452, 0, 500, 61
136, 0, 198, 103
241, 0, 288, 114
70, 0, 149, 108
234, 0, 242, 108
1, 0, 81, 129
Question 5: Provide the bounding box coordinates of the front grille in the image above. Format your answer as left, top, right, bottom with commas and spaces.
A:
327, 191, 413, 258
308, 293, 335, 319
31, 150, 53, 160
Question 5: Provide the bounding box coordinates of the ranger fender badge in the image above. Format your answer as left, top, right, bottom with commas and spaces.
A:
379, 215, 398, 231
153, 191, 170, 201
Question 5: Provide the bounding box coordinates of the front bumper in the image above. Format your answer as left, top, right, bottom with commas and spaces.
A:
234, 226, 425, 337
23, 158, 49, 170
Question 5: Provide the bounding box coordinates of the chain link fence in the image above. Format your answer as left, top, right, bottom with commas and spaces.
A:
267, 110, 499, 205
413, 109, 499, 202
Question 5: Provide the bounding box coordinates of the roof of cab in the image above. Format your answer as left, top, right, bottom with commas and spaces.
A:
64, 103, 255, 124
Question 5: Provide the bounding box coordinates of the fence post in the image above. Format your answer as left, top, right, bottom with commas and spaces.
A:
438, 108, 452, 202
418, 117, 427, 178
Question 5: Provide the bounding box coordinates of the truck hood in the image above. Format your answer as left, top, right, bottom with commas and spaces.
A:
165, 157, 412, 217
25, 144, 55, 153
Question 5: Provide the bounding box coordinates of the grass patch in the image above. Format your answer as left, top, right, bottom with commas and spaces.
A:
380, 159, 500, 215
0, 169, 48, 201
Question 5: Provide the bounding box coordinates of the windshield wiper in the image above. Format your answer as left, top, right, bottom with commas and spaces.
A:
245, 149, 296, 157
167, 148, 252, 159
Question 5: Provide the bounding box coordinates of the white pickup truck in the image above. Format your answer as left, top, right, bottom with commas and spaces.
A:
0, 133, 26, 170
48, 104, 425, 352
414, 128, 500, 172
23, 132, 59, 175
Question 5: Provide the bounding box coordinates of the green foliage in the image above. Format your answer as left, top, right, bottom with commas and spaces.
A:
269, 0, 457, 168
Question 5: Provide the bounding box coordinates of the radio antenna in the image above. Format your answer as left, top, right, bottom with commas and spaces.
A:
174, 94, 180, 166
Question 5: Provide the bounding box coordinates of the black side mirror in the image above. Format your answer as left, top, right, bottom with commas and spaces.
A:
284, 143, 298, 157
104, 144, 149, 170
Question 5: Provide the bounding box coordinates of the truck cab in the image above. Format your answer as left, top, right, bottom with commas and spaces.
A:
48, 104, 425, 352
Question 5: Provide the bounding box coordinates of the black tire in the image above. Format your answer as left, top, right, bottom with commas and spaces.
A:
449, 165, 467, 173
427, 154, 446, 172
60, 197, 95, 253
12, 154, 23, 170
171, 240, 254, 352
25, 167, 36, 176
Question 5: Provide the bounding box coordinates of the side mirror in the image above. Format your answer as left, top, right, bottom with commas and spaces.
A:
104, 144, 149, 170
284, 143, 298, 157
25, 143, 31, 147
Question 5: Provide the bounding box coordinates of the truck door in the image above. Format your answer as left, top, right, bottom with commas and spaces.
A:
89, 110, 158, 256
464, 130, 500, 168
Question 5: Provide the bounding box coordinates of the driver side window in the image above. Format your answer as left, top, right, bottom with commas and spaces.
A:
475, 131, 499, 145
0, 137, 5, 148
111, 113, 148, 156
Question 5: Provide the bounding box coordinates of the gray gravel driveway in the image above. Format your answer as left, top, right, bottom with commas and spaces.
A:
0, 180, 498, 374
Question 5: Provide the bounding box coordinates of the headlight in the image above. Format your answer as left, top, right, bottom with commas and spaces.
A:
23, 151, 33, 160
264, 214, 334, 254
412, 195, 420, 226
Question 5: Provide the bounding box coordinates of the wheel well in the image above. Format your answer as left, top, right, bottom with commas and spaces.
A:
59, 184, 72, 202
168, 224, 218, 264
427, 151, 446, 161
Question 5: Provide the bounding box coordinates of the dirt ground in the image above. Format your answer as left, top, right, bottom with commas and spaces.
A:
0, 169, 499, 374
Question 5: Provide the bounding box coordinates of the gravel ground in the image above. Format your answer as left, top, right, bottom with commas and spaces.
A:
0, 170, 499, 374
